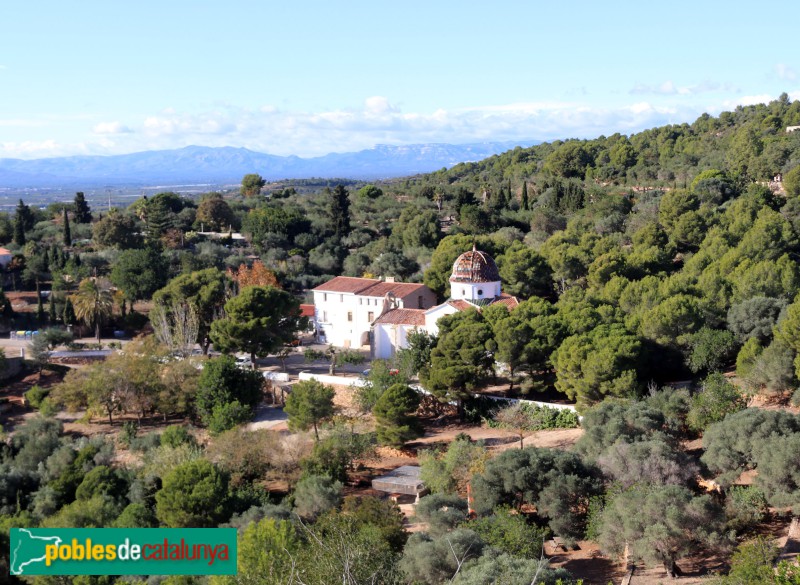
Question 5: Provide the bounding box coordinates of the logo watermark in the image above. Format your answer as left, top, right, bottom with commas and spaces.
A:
10, 528, 237, 575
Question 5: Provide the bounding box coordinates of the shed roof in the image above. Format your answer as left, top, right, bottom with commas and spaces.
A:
371, 465, 425, 496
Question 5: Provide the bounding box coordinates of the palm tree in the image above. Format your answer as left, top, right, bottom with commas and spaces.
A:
71, 278, 113, 345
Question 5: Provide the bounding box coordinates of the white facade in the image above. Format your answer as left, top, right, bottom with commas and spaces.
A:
373, 323, 415, 360
450, 280, 501, 302
313, 290, 387, 348
423, 302, 462, 336
315, 250, 517, 356
312, 277, 437, 349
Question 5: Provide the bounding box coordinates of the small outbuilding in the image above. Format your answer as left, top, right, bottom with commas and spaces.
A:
371, 465, 426, 498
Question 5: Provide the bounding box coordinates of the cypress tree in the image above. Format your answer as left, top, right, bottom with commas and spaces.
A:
73, 192, 92, 223
36, 282, 45, 324
15, 199, 33, 230
63, 298, 76, 326
49, 292, 57, 322
13, 215, 25, 246
63, 208, 71, 246
522, 182, 529, 210
328, 185, 351, 238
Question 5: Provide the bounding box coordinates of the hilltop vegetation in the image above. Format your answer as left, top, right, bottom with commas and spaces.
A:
5, 95, 800, 582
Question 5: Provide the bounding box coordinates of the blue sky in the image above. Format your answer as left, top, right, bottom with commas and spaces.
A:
2, 0, 799, 159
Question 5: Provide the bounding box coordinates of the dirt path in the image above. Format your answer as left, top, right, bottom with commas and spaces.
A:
409, 425, 584, 453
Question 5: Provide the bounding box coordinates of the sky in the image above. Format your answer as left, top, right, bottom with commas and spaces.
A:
2, 0, 799, 159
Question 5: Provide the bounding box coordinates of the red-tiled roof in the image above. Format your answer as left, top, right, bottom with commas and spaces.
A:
299, 304, 315, 318
313, 276, 379, 293
373, 308, 426, 326
490, 294, 520, 309
437, 294, 519, 313
0, 247, 12, 255
359, 281, 429, 298
313, 276, 429, 297
448, 300, 474, 311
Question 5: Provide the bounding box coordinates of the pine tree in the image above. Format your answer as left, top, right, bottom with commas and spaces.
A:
522, 181, 529, 210
73, 192, 92, 223
145, 199, 172, 243
63, 208, 71, 246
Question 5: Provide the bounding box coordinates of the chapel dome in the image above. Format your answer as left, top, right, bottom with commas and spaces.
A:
449, 246, 501, 283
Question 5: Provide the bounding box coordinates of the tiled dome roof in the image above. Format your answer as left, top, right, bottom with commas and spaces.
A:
449, 246, 501, 283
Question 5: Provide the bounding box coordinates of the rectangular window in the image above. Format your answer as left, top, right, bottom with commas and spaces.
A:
348, 312, 353, 322
368, 311, 374, 322
323, 293, 328, 302
340, 294, 344, 302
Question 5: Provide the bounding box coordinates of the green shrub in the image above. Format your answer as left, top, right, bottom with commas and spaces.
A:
726, 486, 768, 534
25, 385, 50, 409
120, 421, 139, 447
487, 402, 579, 431
39, 398, 57, 417
207, 400, 252, 435
130, 432, 162, 453
160, 425, 194, 448
468, 507, 549, 558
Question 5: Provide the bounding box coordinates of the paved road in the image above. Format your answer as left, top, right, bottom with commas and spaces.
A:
247, 405, 288, 431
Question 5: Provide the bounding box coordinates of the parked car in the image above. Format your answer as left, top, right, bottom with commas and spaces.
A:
235, 355, 253, 369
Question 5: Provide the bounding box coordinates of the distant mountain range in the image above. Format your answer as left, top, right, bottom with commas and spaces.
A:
0, 141, 538, 188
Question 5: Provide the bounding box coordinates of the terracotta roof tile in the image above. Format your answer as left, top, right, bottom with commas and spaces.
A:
299, 304, 315, 318
313, 276, 378, 294
449, 247, 501, 283
358, 281, 430, 298
373, 308, 426, 326
313, 276, 430, 297
0, 248, 12, 255
490, 294, 520, 309
448, 300, 475, 311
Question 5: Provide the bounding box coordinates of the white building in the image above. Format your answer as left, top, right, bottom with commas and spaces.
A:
312, 277, 437, 348
372, 246, 519, 359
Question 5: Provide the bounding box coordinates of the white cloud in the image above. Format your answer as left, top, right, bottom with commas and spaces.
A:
92, 121, 133, 134
1, 140, 68, 157
3, 93, 795, 159
630, 80, 737, 96
776, 64, 797, 81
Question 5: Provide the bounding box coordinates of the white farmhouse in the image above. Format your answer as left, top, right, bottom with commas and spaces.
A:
372, 246, 519, 359
312, 277, 437, 348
